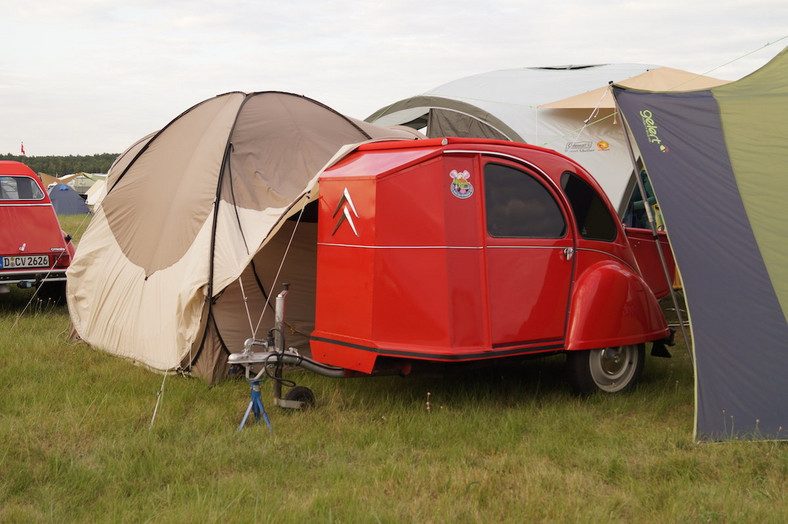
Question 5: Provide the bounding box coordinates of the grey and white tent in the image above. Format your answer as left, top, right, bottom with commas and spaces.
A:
367, 64, 727, 211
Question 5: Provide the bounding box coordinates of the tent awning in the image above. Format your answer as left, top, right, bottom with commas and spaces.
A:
539, 67, 729, 109
612, 46, 788, 441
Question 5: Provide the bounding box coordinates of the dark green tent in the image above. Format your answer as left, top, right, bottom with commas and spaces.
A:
613, 46, 788, 441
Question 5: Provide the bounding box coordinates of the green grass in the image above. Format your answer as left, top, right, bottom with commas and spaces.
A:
56, 213, 93, 246
1, 287, 785, 522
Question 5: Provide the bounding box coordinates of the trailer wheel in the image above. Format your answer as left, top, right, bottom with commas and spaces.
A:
566, 344, 645, 395
284, 386, 315, 409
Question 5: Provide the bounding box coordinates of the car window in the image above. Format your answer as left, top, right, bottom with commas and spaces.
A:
0, 176, 45, 201
560, 171, 617, 241
484, 162, 566, 238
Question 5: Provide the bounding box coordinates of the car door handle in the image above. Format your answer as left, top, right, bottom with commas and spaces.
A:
563, 247, 574, 260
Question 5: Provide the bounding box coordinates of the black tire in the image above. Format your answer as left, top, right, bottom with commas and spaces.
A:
566, 344, 645, 395
283, 386, 315, 409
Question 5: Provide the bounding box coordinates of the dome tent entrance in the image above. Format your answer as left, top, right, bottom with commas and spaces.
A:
67, 91, 419, 383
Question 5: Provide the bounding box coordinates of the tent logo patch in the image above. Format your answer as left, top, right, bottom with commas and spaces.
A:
449, 169, 474, 199
639, 109, 670, 152
565, 141, 594, 153
331, 187, 360, 237
597, 141, 610, 151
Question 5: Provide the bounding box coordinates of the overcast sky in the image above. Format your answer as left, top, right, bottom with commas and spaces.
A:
2, 1, 786, 156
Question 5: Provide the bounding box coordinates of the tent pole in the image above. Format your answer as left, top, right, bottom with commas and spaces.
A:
615, 96, 692, 363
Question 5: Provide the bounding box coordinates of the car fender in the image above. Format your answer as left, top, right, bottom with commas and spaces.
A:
565, 260, 669, 351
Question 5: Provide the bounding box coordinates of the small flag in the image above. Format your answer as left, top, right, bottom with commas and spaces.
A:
20, 142, 25, 155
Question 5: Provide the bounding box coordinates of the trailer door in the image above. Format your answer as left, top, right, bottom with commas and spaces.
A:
483, 160, 574, 350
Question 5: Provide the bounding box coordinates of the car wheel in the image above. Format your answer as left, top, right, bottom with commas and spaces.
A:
566, 344, 645, 395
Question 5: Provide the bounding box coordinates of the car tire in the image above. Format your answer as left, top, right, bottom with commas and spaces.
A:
566, 344, 645, 395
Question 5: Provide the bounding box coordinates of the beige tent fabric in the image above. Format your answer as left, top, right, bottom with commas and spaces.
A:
67, 91, 419, 382
106, 132, 156, 186
67, 205, 212, 370
220, 95, 380, 211
539, 67, 729, 109
195, 220, 318, 375
39, 173, 81, 188
104, 93, 244, 275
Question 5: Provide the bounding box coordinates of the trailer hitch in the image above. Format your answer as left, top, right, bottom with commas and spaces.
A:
230, 284, 346, 429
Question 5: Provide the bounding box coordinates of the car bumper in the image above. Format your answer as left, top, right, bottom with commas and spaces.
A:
0, 269, 68, 286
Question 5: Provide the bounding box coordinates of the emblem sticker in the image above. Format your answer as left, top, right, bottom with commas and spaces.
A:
449, 169, 474, 199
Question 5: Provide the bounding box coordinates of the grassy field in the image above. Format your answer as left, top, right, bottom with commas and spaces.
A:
58, 213, 93, 246
1, 285, 786, 523
1, 213, 785, 521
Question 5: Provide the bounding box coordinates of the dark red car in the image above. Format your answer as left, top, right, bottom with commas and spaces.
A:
0, 161, 75, 301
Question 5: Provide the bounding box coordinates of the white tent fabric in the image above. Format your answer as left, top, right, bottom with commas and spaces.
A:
367, 64, 727, 211
85, 179, 106, 207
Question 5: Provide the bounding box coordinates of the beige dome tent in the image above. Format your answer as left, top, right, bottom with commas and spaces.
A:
67, 91, 420, 383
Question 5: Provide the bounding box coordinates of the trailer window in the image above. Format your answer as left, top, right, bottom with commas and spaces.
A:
484, 163, 566, 238
560, 171, 617, 241
0, 176, 45, 201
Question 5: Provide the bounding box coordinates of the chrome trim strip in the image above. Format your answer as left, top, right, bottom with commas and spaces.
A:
0, 203, 52, 207
318, 243, 483, 250
486, 245, 566, 250
444, 148, 551, 178
319, 244, 632, 265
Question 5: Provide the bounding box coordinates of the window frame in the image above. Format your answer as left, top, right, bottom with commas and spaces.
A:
0, 175, 46, 201
482, 161, 568, 240
559, 170, 618, 242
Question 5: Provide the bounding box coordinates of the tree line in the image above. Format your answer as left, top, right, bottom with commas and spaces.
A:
0, 153, 118, 176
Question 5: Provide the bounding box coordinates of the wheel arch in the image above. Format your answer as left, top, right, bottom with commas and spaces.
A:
565, 260, 669, 351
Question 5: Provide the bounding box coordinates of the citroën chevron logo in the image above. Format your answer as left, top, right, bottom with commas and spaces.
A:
331, 187, 360, 237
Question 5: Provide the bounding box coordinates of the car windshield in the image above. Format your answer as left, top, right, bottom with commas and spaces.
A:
0, 176, 45, 201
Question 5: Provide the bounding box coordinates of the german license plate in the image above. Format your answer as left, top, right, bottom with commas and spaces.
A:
0, 255, 50, 269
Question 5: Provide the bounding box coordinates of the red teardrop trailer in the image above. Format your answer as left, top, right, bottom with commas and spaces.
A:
231, 138, 675, 412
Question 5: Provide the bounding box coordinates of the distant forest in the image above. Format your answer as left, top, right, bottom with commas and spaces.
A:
0, 153, 118, 176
